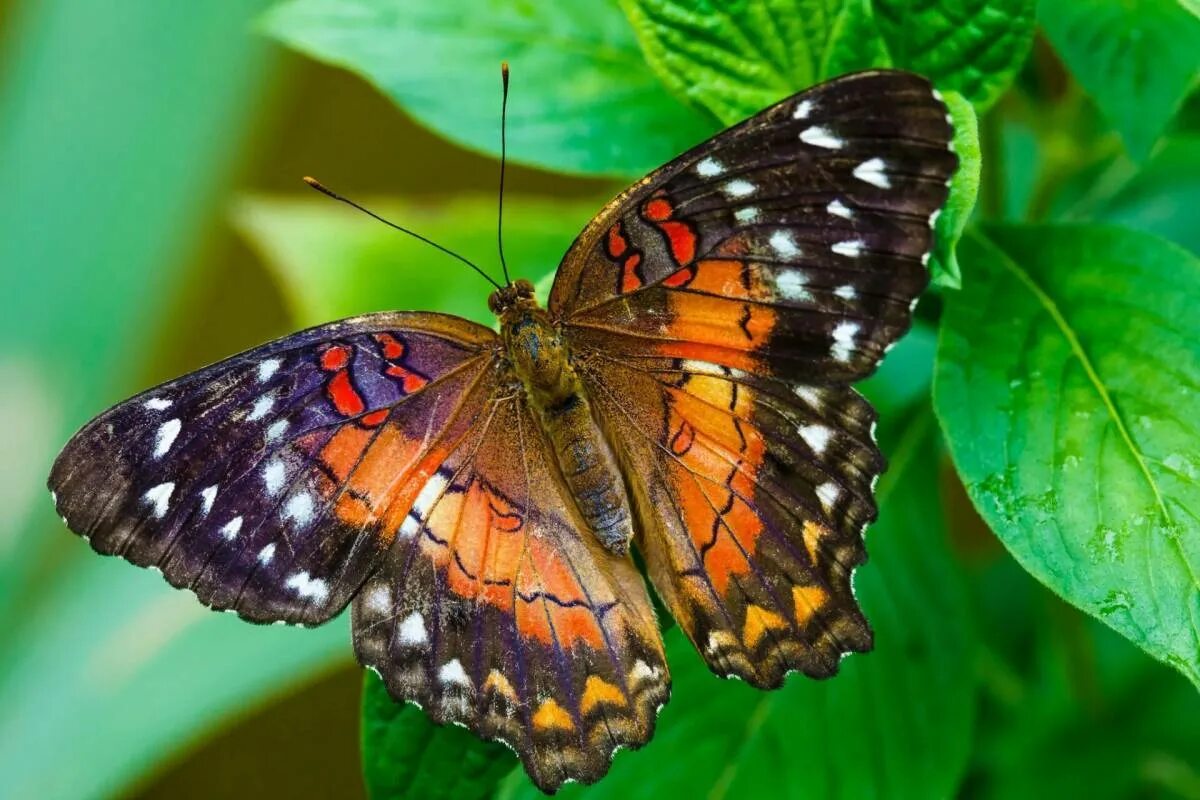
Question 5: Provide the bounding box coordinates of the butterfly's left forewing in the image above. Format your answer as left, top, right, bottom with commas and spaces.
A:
50, 312, 497, 625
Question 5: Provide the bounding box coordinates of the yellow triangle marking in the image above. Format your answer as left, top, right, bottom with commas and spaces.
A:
793, 585, 829, 625
532, 698, 575, 732
581, 675, 627, 715
743, 604, 788, 648
802, 520, 828, 565
483, 669, 518, 702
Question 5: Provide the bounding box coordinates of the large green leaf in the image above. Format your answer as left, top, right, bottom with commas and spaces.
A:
361, 672, 516, 800
1039, 0, 1200, 161
935, 225, 1200, 689
259, 0, 715, 177
502, 409, 976, 799
1096, 135, 1200, 254
619, 0, 1035, 121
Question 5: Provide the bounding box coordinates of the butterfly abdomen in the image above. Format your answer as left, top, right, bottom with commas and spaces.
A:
501, 303, 635, 555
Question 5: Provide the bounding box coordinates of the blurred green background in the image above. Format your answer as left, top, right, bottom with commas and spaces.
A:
2, 1, 1199, 799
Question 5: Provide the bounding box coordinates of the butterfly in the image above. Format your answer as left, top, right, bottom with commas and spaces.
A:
49, 69, 956, 792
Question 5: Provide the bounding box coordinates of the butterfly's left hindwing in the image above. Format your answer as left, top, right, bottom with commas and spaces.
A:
352, 389, 668, 793
49, 312, 496, 625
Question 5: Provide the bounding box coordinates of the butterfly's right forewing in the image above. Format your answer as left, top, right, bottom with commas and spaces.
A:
50, 312, 498, 626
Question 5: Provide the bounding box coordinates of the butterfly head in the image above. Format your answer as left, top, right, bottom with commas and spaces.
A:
487, 278, 536, 316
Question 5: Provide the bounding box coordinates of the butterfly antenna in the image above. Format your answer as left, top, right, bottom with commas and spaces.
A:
302, 177, 502, 290
497, 61, 512, 286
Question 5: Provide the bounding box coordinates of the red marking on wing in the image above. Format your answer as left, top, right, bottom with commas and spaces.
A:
386, 365, 430, 394
606, 223, 629, 259
662, 264, 697, 288
660, 220, 697, 266
327, 370, 366, 417
373, 332, 406, 360
320, 344, 352, 372
360, 409, 389, 427
621, 251, 644, 294
641, 196, 673, 222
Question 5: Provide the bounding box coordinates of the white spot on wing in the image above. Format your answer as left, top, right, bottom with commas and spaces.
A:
794, 386, 821, 407
832, 240, 865, 257
283, 492, 314, 525
776, 269, 811, 302
831, 321, 860, 362
827, 199, 853, 219
258, 543, 276, 564
142, 482, 174, 519
816, 481, 841, 510
265, 419, 289, 442
632, 660, 661, 684
143, 397, 172, 411
799, 126, 843, 149
365, 584, 390, 614
681, 359, 725, 377
221, 516, 243, 540
286, 570, 329, 603
153, 418, 182, 458
723, 179, 756, 198
853, 157, 890, 188
769, 230, 801, 258
793, 99, 813, 119
247, 394, 274, 422
799, 424, 833, 455
398, 612, 428, 646
929, 209, 942, 228
734, 207, 760, 224
263, 459, 286, 496
257, 358, 282, 382
412, 472, 448, 519
439, 658, 472, 688
834, 284, 857, 300
200, 485, 217, 515
696, 157, 724, 177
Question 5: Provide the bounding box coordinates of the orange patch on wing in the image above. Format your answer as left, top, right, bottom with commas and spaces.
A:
669, 419, 695, 456
533, 699, 575, 732
669, 293, 774, 349
360, 409, 389, 427
580, 676, 627, 714
743, 604, 788, 648
689, 259, 760, 298
320, 344, 351, 371
792, 585, 829, 626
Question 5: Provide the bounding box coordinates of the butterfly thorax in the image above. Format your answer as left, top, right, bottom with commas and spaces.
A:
496, 285, 635, 556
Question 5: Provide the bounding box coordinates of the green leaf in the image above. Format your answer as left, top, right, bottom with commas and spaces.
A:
502, 410, 976, 799
361, 671, 516, 800
619, 0, 1035, 123
1039, 0, 1200, 161
935, 224, 1200, 690
233, 194, 602, 327
1096, 134, 1200, 254
931, 91, 980, 289
870, 0, 1037, 111
259, 0, 715, 177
